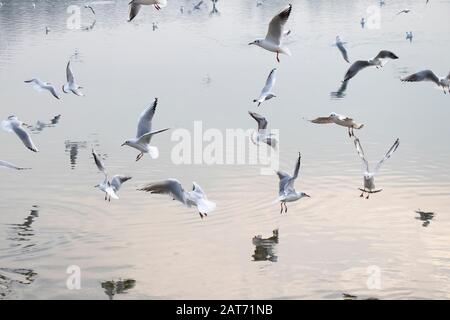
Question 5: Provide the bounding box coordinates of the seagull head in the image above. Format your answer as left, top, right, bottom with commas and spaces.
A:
300, 192, 310, 199
121, 140, 130, 147
248, 39, 261, 46
329, 112, 338, 118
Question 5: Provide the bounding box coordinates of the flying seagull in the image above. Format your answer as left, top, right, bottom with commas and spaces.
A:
24, 78, 60, 100
406, 31, 413, 42
396, 9, 411, 15
401, 70, 450, 94
128, 0, 167, 22
193, 0, 203, 10
344, 50, 399, 81
253, 68, 277, 106
354, 138, 399, 199
248, 111, 277, 148
92, 149, 131, 201
138, 179, 216, 219
275, 152, 310, 213
249, 4, 292, 63
84, 4, 96, 15
121, 98, 170, 161
0, 160, 30, 170
62, 61, 84, 96
305, 112, 364, 137
1, 116, 38, 152
335, 36, 350, 63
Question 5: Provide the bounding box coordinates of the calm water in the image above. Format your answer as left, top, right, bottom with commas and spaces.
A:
1, 0, 450, 300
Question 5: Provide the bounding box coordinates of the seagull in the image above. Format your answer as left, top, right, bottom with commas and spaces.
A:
275, 152, 310, 213
193, 0, 203, 10
180, 6, 184, 13
152, 22, 158, 31
396, 9, 411, 15
138, 179, 216, 219
0, 160, 30, 170
24, 78, 60, 100
92, 149, 131, 201
406, 31, 413, 42
249, 4, 292, 63
1, 116, 38, 152
121, 98, 170, 161
335, 36, 350, 63
360, 17, 365, 28
305, 112, 364, 137
253, 68, 277, 106
128, 0, 167, 21
401, 70, 450, 94
45, 26, 50, 34
379, 0, 385, 7
343, 50, 399, 81
210, 0, 219, 15
248, 111, 277, 148
62, 61, 84, 96
354, 138, 399, 199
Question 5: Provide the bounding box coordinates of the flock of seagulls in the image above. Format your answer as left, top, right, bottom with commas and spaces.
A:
0, 0, 447, 219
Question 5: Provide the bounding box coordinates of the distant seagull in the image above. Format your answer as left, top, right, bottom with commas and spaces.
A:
128, 0, 167, 21
256, 1, 262, 7
0, 160, 30, 170
193, 0, 203, 10
1, 116, 38, 152
84, 4, 96, 15
275, 152, 310, 213
360, 17, 365, 28
406, 31, 413, 42
248, 111, 277, 148
305, 112, 364, 137
62, 61, 84, 96
335, 36, 350, 63
401, 70, 450, 94
92, 149, 131, 201
344, 50, 399, 81
249, 4, 292, 63
138, 179, 216, 219
152, 22, 158, 31
210, 0, 219, 15
354, 138, 399, 199
45, 26, 50, 34
330, 80, 349, 99
28, 114, 61, 133
396, 9, 411, 15
379, 0, 385, 7
253, 68, 277, 106
121, 98, 170, 161
24, 78, 60, 100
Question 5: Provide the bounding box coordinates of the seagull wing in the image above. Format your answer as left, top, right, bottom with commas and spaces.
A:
344, 60, 371, 81
401, 70, 440, 85
0, 160, 30, 170
12, 125, 38, 152
261, 68, 277, 95
354, 138, 369, 173
92, 149, 107, 176
139, 179, 188, 205
111, 175, 132, 193
374, 138, 399, 173
47, 85, 60, 100
136, 98, 158, 138
265, 4, 292, 46
137, 127, 170, 145
337, 42, 350, 63
374, 50, 399, 60
308, 116, 333, 124
128, 3, 141, 21
192, 182, 206, 196
248, 111, 268, 130
292, 152, 301, 180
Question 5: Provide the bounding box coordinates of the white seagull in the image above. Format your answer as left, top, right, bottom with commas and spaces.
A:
305, 112, 364, 137
354, 138, 399, 199
121, 98, 170, 161
24, 78, 60, 100
84, 4, 96, 15
92, 149, 131, 201
335, 36, 350, 63
138, 179, 216, 219
396, 9, 411, 15
0, 160, 30, 170
253, 68, 277, 106
128, 0, 167, 22
248, 111, 277, 148
401, 70, 450, 94
62, 61, 84, 96
275, 152, 310, 213
249, 4, 292, 63
1, 116, 38, 152
406, 31, 413, 42
344, 50, 399, 81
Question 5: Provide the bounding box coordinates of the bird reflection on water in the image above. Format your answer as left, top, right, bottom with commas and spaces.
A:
101, 279, 136, 300
415, 210, 435, 227
252, 229, 279, 262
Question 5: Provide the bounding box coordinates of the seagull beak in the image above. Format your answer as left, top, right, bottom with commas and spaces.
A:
121, 143, 126, 147
248, 42, 254, 45
305, 194, 311, 198
94, 185, 99, 188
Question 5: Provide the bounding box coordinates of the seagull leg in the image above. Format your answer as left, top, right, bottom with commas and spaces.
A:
104, 193, 107, 201
204, 213, 208, 218
366, 193, 370, 199
360, 191, 364, 197
284, 203, 288, 213
199, 212, 204, 219
136, 153, 143, 162
348, 128, 351, 138
351, 128, 355, 137
280, 203, 283, 214
276, 51, 280, 63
